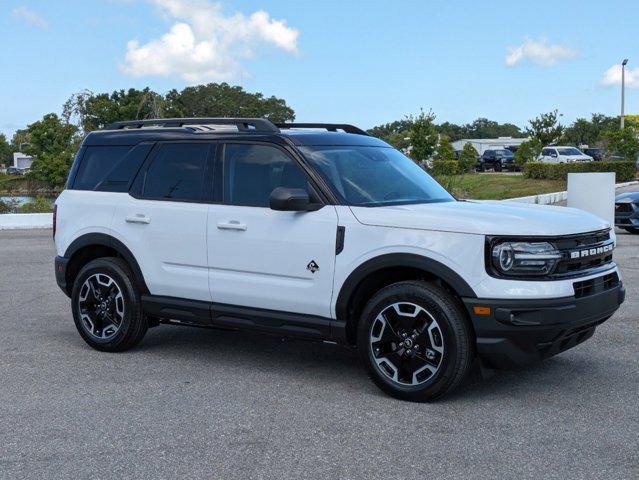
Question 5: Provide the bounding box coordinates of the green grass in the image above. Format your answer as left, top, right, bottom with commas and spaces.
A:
435, 173, 567, 200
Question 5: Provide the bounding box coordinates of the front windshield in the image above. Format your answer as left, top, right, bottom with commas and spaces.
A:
300, 146, 454, 207
496, 149, 514, 157
557, 147, 583, 156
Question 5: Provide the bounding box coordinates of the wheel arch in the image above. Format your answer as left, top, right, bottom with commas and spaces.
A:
63, 233, 148, 297
335, 253, 477, 344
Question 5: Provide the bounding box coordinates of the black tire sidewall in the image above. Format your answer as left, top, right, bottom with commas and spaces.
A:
71, 258, 143, 351
357, 282, 471, 401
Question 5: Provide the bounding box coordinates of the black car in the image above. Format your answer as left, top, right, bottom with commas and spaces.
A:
584, 147, 605, 161
477, 149, 515, 172
615, 192, 639, 233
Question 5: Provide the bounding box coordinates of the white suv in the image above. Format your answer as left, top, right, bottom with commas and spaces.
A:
53, 118, 625, 401
538, 146, 593, 163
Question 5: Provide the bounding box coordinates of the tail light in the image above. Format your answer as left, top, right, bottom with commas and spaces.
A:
52, 204, 57, 239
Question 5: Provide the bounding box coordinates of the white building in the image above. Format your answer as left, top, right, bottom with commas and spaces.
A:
452, 137, 529, 155
13, 152, 33, 169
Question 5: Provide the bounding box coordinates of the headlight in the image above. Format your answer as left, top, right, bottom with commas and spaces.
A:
490, 241, 562, 277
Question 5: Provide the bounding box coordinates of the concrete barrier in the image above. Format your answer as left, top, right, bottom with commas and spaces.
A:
505, 180, 638, 205
0, 213, 53, 230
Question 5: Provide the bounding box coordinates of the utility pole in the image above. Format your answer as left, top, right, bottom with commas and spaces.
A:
621, 58, 628, 128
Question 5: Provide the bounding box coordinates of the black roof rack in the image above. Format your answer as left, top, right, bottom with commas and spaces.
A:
105, 118, 280, 133
276, 123, 369, 136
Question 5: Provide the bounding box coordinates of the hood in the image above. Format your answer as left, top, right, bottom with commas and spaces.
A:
349, 200, 609, 236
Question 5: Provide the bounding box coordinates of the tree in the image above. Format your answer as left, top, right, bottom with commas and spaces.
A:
433, 135, 456, 162
603, 123, 639, 160
409, 109, 438, 162
63, 83, 296, 133
526, 110, 564, 146
458, 142, 478, 172
0, 134, 14, 167
368, 119, 413, 150
18, 113, 79, 187
465, 118, 525, 139
562, 113, 618, 147
514, 138, 542, 168
164, 83, 295, 122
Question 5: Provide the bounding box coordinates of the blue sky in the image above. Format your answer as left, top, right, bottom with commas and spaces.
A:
1, 0, 637, 138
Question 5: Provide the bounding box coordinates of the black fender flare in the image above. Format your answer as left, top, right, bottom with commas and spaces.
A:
63, 233, 149, 294
335, 253, 477, 322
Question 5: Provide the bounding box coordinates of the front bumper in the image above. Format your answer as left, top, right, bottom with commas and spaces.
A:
615, 202, 639, 228
463, 281, 625, 368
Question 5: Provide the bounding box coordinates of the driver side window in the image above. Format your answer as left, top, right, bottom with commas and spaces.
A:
223, 143, 310, 207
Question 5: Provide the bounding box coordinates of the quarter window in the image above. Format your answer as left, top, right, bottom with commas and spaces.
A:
73, 146, 133, 190
223, 144, 309, 207
142, 143, 209, 201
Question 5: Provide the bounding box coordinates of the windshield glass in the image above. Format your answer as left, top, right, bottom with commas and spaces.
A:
496, 149, 514, 157
300, 146, 454, 206
557, 147, 583, 156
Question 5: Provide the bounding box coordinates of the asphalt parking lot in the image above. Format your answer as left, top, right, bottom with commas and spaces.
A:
1, 229, 637, 479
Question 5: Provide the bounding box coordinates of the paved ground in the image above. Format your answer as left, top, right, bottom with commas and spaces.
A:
1, 229, 637, 480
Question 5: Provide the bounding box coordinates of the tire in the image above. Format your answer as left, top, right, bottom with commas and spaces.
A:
71, 257, 147, 352
495, 164, 502, 172
623, 227, 639, 234
357, 281, 474, 401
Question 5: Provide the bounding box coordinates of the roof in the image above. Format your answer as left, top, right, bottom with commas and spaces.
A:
452, 137, 530, 145
83, 119, 390, 148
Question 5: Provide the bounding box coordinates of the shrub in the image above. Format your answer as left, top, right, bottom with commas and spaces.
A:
458, 143, 478, 173
431, 160, 461, 176
0, 197, 20, 214
19, 197, 53, 213
523, 161, 636, 182
0, 199, 10, 214
514, 138, 542, 168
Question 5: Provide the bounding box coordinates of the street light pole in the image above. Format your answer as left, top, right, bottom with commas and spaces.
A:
621, 58, 628, 128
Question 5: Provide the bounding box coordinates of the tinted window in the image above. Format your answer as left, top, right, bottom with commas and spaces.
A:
301, 146, 453, 207
143, 143, 209, 201
73, 146, 132, 190
557, 147, 583, 156
541, 148, 552, 156
224, 144, 308, 207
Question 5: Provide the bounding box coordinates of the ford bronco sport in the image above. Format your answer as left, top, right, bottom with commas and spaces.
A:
53, 118, 625, 401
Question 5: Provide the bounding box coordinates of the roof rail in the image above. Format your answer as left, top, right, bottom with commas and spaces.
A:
276, 123, 369, 136
105, 118, 280, 133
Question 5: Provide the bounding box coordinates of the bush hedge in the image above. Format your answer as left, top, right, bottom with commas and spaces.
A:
430, 160, 461, 176
523, 161, 636, 182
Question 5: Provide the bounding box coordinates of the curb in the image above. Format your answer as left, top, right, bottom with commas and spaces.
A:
505, 180, 638, 205
0, 213, 53, 230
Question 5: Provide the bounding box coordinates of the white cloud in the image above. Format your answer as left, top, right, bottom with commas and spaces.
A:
505, 37, 577, 67
121, 0, 299, 83
12, 6, 48, 28
601, 64, 639, 89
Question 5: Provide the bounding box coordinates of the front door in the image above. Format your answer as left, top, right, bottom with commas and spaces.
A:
207, 142, 338, 318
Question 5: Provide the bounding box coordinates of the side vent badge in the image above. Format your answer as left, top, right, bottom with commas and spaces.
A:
307, 260, 320, 273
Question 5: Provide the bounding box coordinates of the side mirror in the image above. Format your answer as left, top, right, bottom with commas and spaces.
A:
550, 152, 558, 158
269, 187, 311, 211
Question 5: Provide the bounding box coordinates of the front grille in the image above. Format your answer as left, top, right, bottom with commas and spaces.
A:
552, 230, 614, 277
573, 272, 619, 299
615, 203, 633, 214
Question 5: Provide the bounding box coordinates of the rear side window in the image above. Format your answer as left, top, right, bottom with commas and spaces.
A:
142, 143, 210, 201
73, 146, 132, 190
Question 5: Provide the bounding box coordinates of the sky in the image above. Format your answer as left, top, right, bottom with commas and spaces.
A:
1, 0, 638, 139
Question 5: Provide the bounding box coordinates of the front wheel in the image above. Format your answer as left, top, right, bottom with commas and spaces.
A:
71, 257, 148, 352
357, 281, 474, 401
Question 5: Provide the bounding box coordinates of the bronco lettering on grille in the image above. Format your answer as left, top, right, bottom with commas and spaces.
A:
570, 243, 614, 259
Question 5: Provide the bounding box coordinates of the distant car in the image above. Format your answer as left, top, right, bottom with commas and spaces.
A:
476, 149, 516, 172
6, 167, 20, 175
615, 192, 639, 234
538, 146, 593, 164
584, 147, 605, 161
609, 151, 626, 161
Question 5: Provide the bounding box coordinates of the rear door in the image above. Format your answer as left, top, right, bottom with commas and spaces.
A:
207, 142, 338, 318
114, 142, 214, 301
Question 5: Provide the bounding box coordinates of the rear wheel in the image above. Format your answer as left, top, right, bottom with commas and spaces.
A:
357, 281, 473, 401
71, 257, 147, 352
